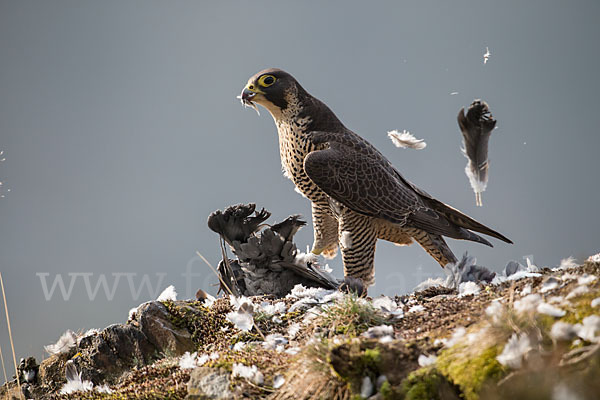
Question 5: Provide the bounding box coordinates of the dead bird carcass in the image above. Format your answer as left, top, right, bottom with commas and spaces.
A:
207, 203, 340, 297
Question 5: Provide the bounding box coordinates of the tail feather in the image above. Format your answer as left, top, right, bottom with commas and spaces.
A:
427, 198, 512, 244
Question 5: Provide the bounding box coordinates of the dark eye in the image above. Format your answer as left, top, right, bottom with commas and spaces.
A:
258, 75, 276, 87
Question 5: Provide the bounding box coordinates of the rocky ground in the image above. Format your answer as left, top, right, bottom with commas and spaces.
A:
2, 255, 600, 400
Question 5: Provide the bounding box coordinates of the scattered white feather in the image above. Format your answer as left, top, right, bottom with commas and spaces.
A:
229, 295, 252, 310
372, 296, 404, 318
157, 285, 177, 301
197, 354, 210, 366
537, 302, 566, 317
362, 325, 394, 339
273, 374, 285, 389
60, 378, 93, 395
340, 231, 353, 250
226, 304, 254, 332
591, 298, 600, 308
179, 352, 199, 370
95, 384, 113, 394
233, 342, 247, 351
287, 323, 301, 339
444, 327, 467, 348
231, 363, 264, 385
513, 294, 542, 315
262, 334, 288, 350
388, 130, 427, 150
485, 300, 505, 324
77, 328, 99, 345
418, 354, 437, 367
287, 284, 334, 302
284, 347, 301, 355
378, 335, 394, 344
578, 274, 597, 285
558, 256, 579, 270
540, 277, 560, 293
450, 91, 459, 96
458, 281, 480, 297
507, 270, 542, 281
497, 333, 531, 369
525, 257, 540, 272
576, 315, 600, 342
360, 376, 374, 398
566, 285, 590, 300
258, 301, 287, 316
520, 284, 532, 295
587, 253, 600, 263
550, 322, 578, 341
60, 361, 94, 394
293, 251, 319, 267
414, 277, 446, 292
408, 304, 425, 313
45, 329, 77, 355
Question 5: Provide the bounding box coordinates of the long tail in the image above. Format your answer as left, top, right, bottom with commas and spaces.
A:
426, 198, 512, 244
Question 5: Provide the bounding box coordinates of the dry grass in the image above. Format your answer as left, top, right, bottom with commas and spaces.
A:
0, 272, 22, 399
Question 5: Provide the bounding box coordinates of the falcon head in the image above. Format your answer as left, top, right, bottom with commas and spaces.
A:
238, 68, 300, 116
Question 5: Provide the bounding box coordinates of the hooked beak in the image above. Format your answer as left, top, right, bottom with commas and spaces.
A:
237, 86, 261, 115
241, 88, 256, 101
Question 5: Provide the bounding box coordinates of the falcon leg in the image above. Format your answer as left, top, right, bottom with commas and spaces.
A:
412, 230, 458, 267
310, 201, 339, 259
339, 211, 377, 286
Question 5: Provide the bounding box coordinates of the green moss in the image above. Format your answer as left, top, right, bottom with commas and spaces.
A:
397, 368, 459, 400
380, 380, 399, 399
437, 345, 505, 400
559, 289, 600, 325
162, 300, 229, 348
328, 342, 384, 395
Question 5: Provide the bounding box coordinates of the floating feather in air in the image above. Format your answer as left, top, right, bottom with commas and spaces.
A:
457, 100, 497, 206
483, 47, 491, 64
387, 130, 427, 150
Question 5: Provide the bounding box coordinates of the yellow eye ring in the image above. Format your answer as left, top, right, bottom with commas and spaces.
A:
258, 74, 276, 87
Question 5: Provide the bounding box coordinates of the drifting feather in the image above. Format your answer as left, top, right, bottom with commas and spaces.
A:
457, 100, 497, 206
483, 47, 491, 64
387, 130, 427, 150
45, 329, 77, 355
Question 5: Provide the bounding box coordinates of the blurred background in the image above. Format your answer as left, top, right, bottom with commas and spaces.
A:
1, 0, 599, 379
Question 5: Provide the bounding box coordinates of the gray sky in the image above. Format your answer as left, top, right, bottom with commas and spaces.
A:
1, 0, 599, 379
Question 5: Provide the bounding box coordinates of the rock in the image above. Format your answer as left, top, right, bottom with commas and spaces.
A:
136, 301, 196, 357
186, 367, 232, 399
77, 323, 156, 382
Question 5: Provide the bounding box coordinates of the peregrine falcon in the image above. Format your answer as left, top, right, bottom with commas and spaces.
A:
239, 68, 512, 286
